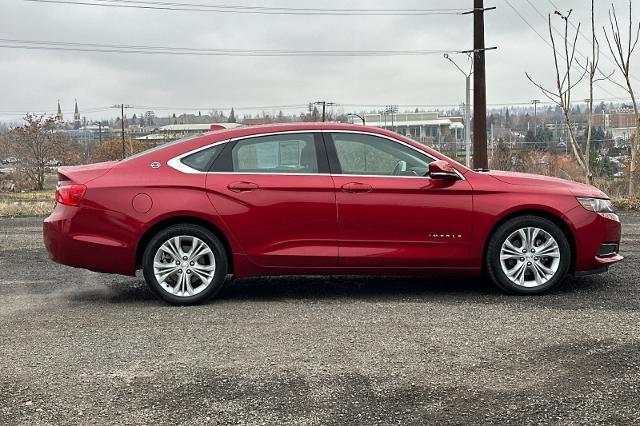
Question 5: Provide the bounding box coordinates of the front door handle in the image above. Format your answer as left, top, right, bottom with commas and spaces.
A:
341, 182, 372, 193
228, 181, 259, 192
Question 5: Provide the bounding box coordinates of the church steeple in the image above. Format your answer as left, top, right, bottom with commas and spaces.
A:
56, 100, 63, 122
73, 99, 80, 129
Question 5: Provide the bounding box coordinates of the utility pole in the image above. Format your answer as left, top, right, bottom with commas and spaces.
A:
313, 101, 335, 122
121, 104, 125, 159
98, 121, 102, 144
532, 99, 540, 138
112, 104, 133, 159
473, 0, 488, 169
444, 53, 472, 167
490, 121, 495, 163
463, 1, 495, 168
385, 105, 398, 131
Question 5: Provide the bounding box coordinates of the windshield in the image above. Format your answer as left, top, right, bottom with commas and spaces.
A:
121, 134, 203, 162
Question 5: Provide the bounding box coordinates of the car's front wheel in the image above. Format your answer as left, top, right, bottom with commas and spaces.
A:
142, 224, 227, 305
486, 215, 571, 294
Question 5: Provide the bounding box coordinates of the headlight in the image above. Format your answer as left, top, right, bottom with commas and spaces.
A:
576, 197, 614, 213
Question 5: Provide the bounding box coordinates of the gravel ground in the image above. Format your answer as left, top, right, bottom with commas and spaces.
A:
0, 213, 639, 425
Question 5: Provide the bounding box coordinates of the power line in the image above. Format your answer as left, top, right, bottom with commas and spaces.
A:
0, 38, 466, 57
3, 97, 636, 118
0, 104, 310, 117
0, 106, 113, 114
23, 0, 467, 16
135, 104, 308, 111
136, 98, 640, 110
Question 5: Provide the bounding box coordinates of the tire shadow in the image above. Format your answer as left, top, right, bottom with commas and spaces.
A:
63, 269, 638, 312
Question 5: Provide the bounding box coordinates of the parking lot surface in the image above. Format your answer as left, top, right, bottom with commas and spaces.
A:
1, 213, 639, 425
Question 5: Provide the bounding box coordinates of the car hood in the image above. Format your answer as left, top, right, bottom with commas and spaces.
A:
486, 170, 608, 198
58, 161, 118, 184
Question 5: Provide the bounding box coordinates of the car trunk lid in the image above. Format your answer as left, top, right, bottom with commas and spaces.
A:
57, 161, 118, 184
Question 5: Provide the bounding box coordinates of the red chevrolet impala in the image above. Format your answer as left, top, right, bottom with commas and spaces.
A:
43, 123, 622, 305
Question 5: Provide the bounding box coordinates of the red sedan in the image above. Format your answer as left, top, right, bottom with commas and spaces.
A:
44, 123, 623, 305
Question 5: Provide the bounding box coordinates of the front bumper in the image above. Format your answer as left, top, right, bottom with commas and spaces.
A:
569, 208, 623, 273
43, 203, 136, 276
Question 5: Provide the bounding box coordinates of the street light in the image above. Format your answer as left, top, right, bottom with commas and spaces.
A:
347, 113, 365, 125
444, 53, 472, 167
532, 99, 540, 138
385, 105, 398, 130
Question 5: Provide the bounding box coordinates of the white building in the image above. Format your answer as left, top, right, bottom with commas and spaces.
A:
137, 123, 242, 144
362, 111, 464, 147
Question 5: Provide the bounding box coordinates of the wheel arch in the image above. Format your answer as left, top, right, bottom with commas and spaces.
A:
135, 216, 234, 274
482, 208, 577, 273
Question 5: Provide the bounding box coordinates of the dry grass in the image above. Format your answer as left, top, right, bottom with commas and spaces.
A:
0, 201, 53, 217
0, 191, 54, 202
0, 191, 54, 217
612, 197, 640, 211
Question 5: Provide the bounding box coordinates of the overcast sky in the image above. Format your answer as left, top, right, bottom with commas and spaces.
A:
1, 0, 638, 122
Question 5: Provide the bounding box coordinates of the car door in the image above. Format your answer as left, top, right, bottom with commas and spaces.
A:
205, 132, 338, 268
326, 131, 473, 269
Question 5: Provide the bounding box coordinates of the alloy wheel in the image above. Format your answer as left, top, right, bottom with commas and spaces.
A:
499, 226, 561, 288
153, 235, 216, 297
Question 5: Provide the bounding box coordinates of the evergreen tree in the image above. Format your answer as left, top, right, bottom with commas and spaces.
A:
228, 108, 236, 123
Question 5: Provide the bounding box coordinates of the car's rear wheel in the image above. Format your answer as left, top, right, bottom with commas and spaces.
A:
486, 215, 570, 294
142, 224, 227, 305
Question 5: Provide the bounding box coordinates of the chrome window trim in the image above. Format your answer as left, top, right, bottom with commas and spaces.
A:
166, 129, 465, 180
167, 139, 230, 174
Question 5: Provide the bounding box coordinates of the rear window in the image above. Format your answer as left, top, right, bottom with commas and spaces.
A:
121, 135, 202, 162
180, 145, 221, 171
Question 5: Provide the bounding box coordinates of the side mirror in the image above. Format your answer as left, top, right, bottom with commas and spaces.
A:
429, 160, 460, 180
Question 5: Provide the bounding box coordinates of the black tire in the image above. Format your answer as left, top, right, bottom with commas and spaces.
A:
142, 224, 228, 305
485, 215, 571, 294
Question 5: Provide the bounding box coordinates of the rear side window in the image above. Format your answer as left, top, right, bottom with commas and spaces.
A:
180, 145, 221, 171
231, 134, 318, 173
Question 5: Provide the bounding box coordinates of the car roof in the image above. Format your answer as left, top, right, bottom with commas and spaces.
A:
200, 122, 398, 141
126, 121, 469, 175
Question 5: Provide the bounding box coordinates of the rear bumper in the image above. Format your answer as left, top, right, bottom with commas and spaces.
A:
43, 203, 136, 276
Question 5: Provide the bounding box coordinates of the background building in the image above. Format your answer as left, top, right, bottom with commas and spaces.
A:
364, 111, 464, 148
136, 123, 241, 144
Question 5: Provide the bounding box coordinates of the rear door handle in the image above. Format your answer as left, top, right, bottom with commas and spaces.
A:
228, 181, 259, 192
341, 182, 372, 193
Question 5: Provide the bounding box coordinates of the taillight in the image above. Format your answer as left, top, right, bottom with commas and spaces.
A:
55, 183, 86, 206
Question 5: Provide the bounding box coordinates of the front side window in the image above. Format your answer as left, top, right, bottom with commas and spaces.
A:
330, 133, 432, 176
232, 134, 318, 173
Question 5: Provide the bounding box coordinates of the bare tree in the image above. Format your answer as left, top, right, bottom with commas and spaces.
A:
603, 1, 640, 196
12, 114, 73, 190
90, 137, 151, 163
526, 10, 592, 184
0, 125, 11, 160
584, 0, 603, 187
